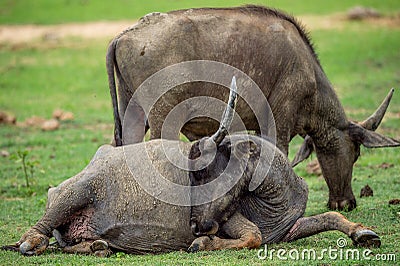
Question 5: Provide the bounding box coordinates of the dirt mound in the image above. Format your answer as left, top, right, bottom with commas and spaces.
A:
347, 6, 381, 20
0, 111, 16, 125
1, 109, 74, 131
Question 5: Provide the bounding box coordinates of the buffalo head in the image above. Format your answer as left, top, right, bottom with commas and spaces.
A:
189, 76, 236, 236
188, 77, 259, 236
189, 136, 259, 237
292, 89, 400, 210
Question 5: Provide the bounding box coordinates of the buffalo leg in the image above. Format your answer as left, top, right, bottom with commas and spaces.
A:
282, 211, 380, 248
188, 212, 262, 252
121, 100, 146, 144
63, 240, 112, 257
15, 181, 92, 255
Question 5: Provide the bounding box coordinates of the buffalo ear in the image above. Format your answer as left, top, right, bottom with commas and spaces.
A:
232, 140, 257, 159
291, 136, 314, 167
349, 123, 400, 148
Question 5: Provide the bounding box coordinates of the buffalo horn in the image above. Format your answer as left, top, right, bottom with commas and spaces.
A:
210, 76, 238, 146
360, 88, 394, 131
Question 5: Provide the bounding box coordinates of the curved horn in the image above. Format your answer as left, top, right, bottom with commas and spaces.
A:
210, 76, 238, 146
360, 88, 394, 131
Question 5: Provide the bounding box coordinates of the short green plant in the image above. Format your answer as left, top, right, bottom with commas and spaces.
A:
10, 149, 39, 188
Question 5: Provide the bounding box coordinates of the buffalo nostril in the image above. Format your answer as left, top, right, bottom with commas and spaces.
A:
190, 219, 219, 236
191, 221, 201, 236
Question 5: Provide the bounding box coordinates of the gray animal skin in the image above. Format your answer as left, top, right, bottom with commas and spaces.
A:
107, 5, 400, 210
2, 78, 381, 256
0, 137, 380, 256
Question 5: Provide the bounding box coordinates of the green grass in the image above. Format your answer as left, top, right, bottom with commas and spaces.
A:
0, 43, 111, 122
1, 1, 400, 265
1, 0, 400, 24
313, 28, 400, 112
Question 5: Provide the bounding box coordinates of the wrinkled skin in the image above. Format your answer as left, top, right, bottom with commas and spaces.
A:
188, 135, 381, 251
107, 5, 400, 210
1, 137, 380, 256
2, 141, 195, 256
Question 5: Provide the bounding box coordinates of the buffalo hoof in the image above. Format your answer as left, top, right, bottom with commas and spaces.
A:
328, 198, 356, 211
18, 234, 49, 256
188, 236, 214, 252
187, 243, 200, 253
351, 229, 381, 248
90, 240, 108, 252
90, 240, 112, 257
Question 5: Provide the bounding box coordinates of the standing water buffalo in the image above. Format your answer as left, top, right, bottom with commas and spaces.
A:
2, 78, 380, 256
107, 5, 400, 210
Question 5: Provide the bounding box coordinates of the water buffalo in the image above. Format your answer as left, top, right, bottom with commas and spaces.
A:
106, 5, 399, 211
2, 78, 380, 256
188, 135, 380, 252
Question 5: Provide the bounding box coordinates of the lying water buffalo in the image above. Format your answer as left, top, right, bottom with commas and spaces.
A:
188, 134, 381, 251
2, 79, 380, 256
107, 5, 399, 210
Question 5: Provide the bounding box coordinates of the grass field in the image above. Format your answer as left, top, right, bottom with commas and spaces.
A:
0, 1, 400, 265
1, 0, 400, 24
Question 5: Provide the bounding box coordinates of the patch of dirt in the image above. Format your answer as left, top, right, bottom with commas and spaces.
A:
22, 116, 46, 127
347, 6, 381, 20
1, 150, 10, 157
0, 111, 16, 125
0, 12, 399, 46
2, 109, 74, 131
365, 162, 396, 170
52, 109, 74, 121
345, 109, 400, 120
301, 12, 400, 31
0, 20, 135, 45
41, 119, 60, 131
377, 162, 394, 169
